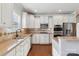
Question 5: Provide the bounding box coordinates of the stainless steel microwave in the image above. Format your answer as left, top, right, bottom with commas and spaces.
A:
40, 24, 48, 29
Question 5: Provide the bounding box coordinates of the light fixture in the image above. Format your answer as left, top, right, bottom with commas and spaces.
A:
58, 9, 62, 12
34, 10, 38, 13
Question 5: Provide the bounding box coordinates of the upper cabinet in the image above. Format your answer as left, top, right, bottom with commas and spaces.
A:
74, 10, 79, 23
71, 9, 79, 23
72, 11, 77, 23
29, 14, 35, 28
1, 3, 14, 28
34, 16, 40, 28
40, 16, 48, 24
22, 12, 27, 28
53, 14, 74, 25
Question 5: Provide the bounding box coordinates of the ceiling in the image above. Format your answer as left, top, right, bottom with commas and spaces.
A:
22, 3, 79, 14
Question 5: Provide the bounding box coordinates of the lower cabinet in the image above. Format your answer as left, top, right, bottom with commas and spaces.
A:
15, 45, 24, 56
5, 49, 15, 56
39, 34, 49, 44
24, 37, 31, 56
32, 34, 40, 44
32, 34, 49, 44
5, 36, 31, 56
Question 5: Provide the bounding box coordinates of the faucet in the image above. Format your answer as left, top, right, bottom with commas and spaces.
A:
16, 29, 21, 38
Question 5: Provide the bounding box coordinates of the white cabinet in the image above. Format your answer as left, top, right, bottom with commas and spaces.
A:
53, 15, 74, 25
5, 49, 15, 56
32, 34, 40, 44
22, 12, 27, 28
53, 37, 79, 56
34, 16, 40, 28
29, 15, 35, 28
5, 36, 31, 56
1, 3, 13, 27
40, 16, 48, 24
23, 37, 31, 55
15, 45, 24, 56
32, 34, 49, 44
39, 34, 49, 44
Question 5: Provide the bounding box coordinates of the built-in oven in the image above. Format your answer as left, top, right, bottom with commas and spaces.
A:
54, 25, 63, 37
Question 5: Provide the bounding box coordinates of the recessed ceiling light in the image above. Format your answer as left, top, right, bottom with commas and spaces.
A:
58, 9, 62, 12
34, 10, 38, 12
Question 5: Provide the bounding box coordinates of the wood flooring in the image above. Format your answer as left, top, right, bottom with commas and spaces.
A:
28, 44, 52, 56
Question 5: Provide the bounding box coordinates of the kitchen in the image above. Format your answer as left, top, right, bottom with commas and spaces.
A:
0, 3, 79, 56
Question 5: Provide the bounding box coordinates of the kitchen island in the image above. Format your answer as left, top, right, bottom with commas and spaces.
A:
52, 36, 79, 56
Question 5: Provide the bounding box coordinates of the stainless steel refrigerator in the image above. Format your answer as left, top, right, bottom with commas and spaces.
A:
63, 23, 76, 36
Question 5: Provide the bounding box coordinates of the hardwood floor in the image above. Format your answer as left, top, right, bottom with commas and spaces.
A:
28, 44, 52, 56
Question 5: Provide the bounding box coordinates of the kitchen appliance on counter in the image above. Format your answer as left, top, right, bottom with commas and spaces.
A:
63, 23, 76, 36
54, 25, 63, 37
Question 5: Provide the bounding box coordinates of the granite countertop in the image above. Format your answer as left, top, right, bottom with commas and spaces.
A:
53, 36, 79, 43
0, 33, 32, 56
57, 36, 79, 40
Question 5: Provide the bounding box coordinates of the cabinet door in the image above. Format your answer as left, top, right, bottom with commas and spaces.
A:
40, 16, 48, 24
2, 3, 13, 27
15, 45, 23, 56
22, 12, 27, 28
34, 16, 40, 28
32, 34, 40, 44
24, 37, 31, 56
40, 34, 49, 44
29, 15, 35, 28
5, 49, 15, 56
